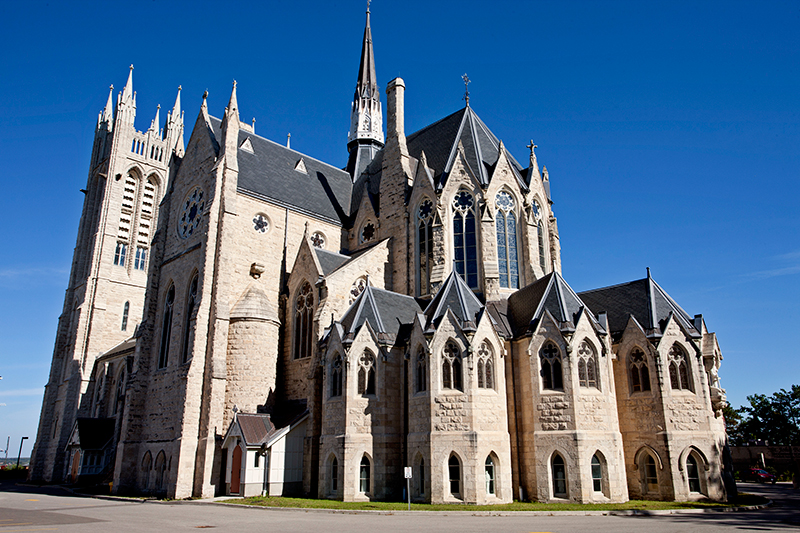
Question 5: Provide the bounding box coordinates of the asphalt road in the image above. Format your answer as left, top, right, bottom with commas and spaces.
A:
0, 481, 798, 533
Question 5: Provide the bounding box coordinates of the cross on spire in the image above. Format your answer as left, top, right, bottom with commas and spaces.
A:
367, 0, 371, 13
462, 73, 471, 106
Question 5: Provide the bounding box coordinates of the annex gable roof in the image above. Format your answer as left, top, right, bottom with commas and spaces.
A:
577, 270, 700, 342
339, 283, 421, 344
423, 268, 484, 330
506, 272, 603, 337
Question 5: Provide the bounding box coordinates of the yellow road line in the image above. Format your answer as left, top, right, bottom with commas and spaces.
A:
24, 499, 40, 502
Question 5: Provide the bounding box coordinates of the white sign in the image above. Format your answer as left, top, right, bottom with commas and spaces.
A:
404, 467, 412, 479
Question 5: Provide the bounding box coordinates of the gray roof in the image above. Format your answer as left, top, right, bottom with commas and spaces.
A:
236, 413, 275, 446
209, 117, 353, 225
339, 284, 422, 344
578, 271, 699, 342
315, 248, 351, 276
423, 269, 484, 330
406, 106, 527, 190
507, 272, 603, 337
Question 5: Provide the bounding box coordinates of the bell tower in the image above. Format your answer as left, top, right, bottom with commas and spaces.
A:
29, 66, 184, 483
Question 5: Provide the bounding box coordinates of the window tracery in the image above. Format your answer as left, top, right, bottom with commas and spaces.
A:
330, 354, 343, 397
495, 191, 519, 289
452, 191, 478, 288
293, 282, 314, 360
540, 342, 563, 390
416, 348, 427, 393
417, 199, 434, 295
577, 340, 599, 389
629, 348, 651, 392
442, 341, 463, 391
477, 341, 494, 389
357, 351, 375, 396
668, 344, 692, 391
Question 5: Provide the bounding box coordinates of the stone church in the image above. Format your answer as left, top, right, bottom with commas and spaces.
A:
30, 8, 735, 504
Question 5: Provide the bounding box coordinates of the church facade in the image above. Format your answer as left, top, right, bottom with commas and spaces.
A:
31, 10, 734, 504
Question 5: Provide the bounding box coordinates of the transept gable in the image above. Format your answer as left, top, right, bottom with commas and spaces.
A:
486, 142, 528, 195
653, 312, 701, 356
338, 283, 421, 347
423, 269, 484, 331
290, 231, 324, 283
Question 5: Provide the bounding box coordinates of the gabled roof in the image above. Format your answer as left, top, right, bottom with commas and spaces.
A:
577, 270, 700, 341
506, 272, 603, 337
208, 117, 352, 225
97, 336, 136, 362
235, 413, 276, 446
314, 248, 351, 276
339, 283, 421, 344
423, 269, 484, 330
406, 106, 526, 189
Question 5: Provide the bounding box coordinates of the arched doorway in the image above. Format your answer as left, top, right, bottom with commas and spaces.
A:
231, 445, 243, 494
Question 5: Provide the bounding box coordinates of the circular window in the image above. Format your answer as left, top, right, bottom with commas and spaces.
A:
360, 222, 376, 243
253, 213, 269, 233
496, 191, 515, 212
350, 277, 367, 304
178, 186, 206, 239
311, 231, 326, 249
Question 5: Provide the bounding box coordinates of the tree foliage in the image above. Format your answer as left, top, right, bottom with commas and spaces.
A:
728, 385, 800, 445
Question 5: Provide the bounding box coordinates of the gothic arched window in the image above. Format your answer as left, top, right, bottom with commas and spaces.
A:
495, 191, 519, 289
158, 284, 175, 369
591, 454, 603, 492
330, 456, 338, 493
357, 351, 376, 396
330, 354, 343, 398
538, 220, 546, 271
485, 455, 496, 495
668, 344, 693, 391
293, 282, 314, 360
359, 456, 371, 493
417, 199, 434, 295
477, 341, 494, 389
416, 348, 427, 393
442, 341, 463, 391
452, 191, 478, 288
629, 348, 651, 393
577, 340, 599, 389
552, 454, 567, 497
540, 342, 563, 390
687, 454, 701, 493
449, 455, 462, 496
181, 274, 198, 363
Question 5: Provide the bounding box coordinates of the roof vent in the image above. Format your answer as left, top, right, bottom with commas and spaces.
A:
239, 137, 254, 153
294, 158, 308, 174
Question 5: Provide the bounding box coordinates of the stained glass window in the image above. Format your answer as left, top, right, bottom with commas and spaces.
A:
417, 199, 434, 295
158, 285, 175, 369
294, 282, 314, 359
668, 344, 692, 391
442, 342, 463, 391
495, 192, 519, 288
452, 191, 478, 288
540, 342, 563, 390
577, 341, 599, 389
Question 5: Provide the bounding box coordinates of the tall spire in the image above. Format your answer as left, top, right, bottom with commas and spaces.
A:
121, 65, 134, 103
170, 85, 181, 122
101, 85, 114, 124
149, 104, 160, 133
346, 3, 384, 179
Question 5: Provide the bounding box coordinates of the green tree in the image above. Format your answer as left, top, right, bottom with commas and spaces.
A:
736, 385, 800, 445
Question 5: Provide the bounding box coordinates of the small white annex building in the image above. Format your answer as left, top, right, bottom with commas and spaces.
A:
221, 411, 308, 497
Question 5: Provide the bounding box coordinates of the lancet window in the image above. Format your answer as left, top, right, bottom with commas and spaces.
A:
495, 191, 519, 288
330, 354, 343, 398
538, 220, 546, 271
476, 341, 494, 389
181, 274, 198, 363
357, 351, 376, 396
416, 348, 427, 393
417, 199, 434, 295
540, 341, 563, 390
442, 341, 463, 391
577, 340, 599, 389
629, 348, 651, 392
668, 344, 692, 391
293, 282, 314, 360
158, 284, 175, 369
452, 191, 478, 288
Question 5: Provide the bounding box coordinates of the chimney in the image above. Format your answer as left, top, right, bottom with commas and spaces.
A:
386, 77, 406, 149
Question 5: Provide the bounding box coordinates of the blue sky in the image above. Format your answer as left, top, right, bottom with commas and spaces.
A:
1, 0, 798, 458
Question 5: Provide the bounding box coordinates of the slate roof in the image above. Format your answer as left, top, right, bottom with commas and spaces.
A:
406, 106, 527, 190
506, 272, 603, 337
315, 248, 351, 276
577, 271, 699, 342
423, 269, 484, 330
209, 117, 353, 225
72, 418, 116, 450
339, 284, 422, 344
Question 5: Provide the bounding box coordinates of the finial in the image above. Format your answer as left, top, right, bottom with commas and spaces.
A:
527, 140, 537, 155
252, 117, 256, 133
129, 64, 134, 71
110, 84, 114, 91
178, 85, 182, 91
287, 133, 291, 148
646, 267, 651, 278
203, 89, 208, 100
462, 73, 470, 106
233, 80, 237, 88
367, 0, 371, 13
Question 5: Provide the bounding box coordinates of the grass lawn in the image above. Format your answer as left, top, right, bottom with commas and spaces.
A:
221, 493, 767, 512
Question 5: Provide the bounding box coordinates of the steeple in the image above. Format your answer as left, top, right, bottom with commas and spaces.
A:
149, 105, 161, 134
116, 65, 136, 125
100, 85, 114, 126
346, 3, 384, 180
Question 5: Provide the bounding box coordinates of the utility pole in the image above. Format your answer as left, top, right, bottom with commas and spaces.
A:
16, 436, 28, 468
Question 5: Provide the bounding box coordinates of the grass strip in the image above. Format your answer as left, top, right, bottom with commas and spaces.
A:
221, 493, 767, 512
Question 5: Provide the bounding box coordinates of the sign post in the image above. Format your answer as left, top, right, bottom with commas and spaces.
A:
404, 467, 412, 510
